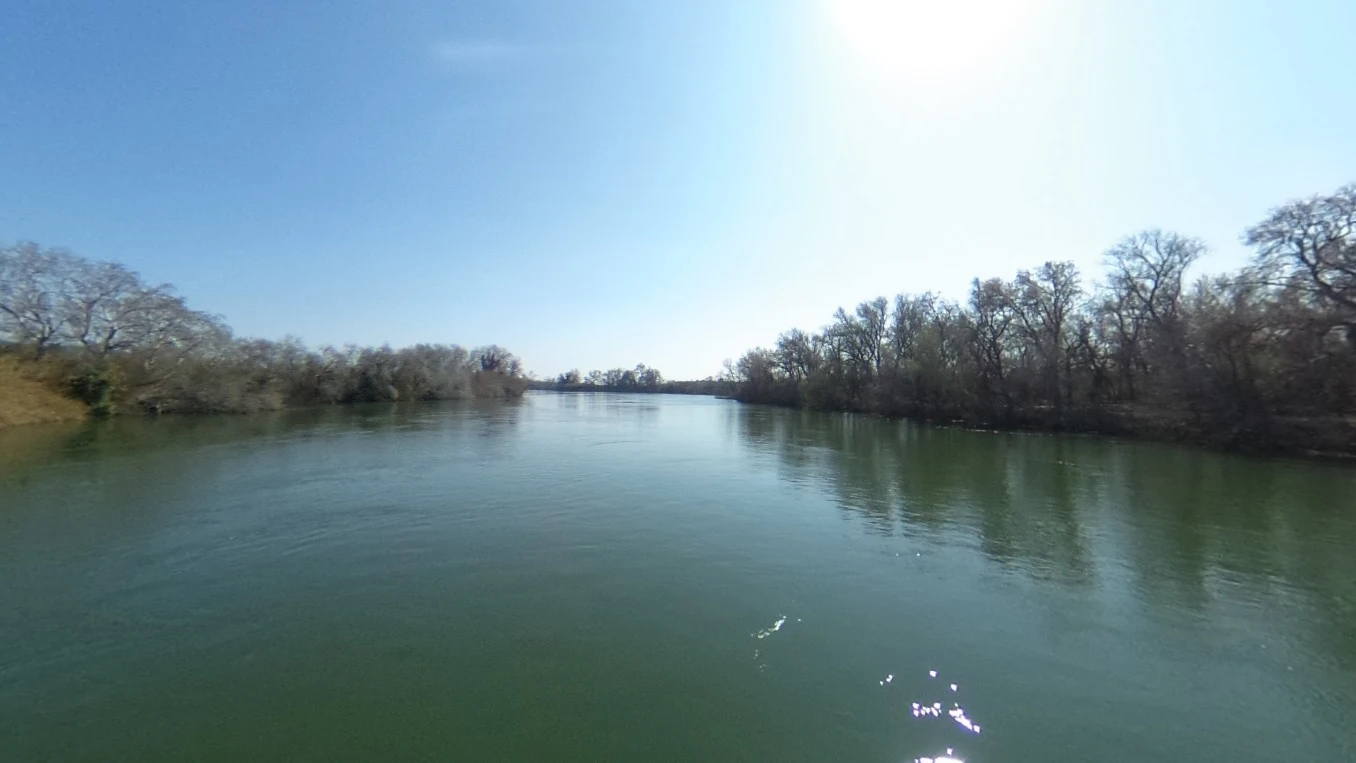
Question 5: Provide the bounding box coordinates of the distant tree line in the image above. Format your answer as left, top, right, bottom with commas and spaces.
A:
729, 183, 1356, 454
0, 243, 526, 417
530, 364, 732, 396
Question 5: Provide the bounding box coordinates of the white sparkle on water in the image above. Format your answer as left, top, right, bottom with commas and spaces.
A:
909, 670, 983, 735
948, 706, 979, 733
753, 616, 788, 640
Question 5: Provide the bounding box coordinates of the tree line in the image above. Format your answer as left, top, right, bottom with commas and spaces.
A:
728, 183, 1356, 454
0, 243, 526, 418
531, 364, 731, 396
557, 365, 664, 391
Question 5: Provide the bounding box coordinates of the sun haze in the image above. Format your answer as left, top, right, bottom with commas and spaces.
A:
823, 0, 1052, 85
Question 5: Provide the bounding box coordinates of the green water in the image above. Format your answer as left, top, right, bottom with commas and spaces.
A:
1, 393, 1353, 762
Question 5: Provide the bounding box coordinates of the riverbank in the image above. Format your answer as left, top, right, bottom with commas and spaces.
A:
0, 355, 525, 431
734, 395, 1356, 460
0, 358, 87, 429
526, 379, 733, 396
1092, 406, 1356, 459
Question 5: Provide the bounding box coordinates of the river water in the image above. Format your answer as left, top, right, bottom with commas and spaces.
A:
1, 392, 1353, 762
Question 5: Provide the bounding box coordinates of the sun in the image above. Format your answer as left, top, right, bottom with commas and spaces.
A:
823, 0, 1047, 85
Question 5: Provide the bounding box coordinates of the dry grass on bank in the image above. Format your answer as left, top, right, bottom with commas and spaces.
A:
0, 357, 86, 429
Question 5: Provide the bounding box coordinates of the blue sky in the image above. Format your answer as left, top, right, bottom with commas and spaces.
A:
3, 0, 1354, 379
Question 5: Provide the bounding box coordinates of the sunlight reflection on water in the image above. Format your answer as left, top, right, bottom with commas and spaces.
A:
900, 669, 981, 763
752, 615, 787, 639
909, 669, 982, 734
749, 614, 801, 671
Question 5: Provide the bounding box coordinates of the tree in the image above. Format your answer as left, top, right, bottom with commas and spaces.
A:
0, 243, 71, 357
725, 181, 1356, 452
635, 364, 662, 390
1103, 230, 1204, 401
1106, 230, 1202, 329
967, 278, 1016, 413
1183, 274, 1270, 426
888, 292, 936, 372
1247, 184, 1356, 312
3, 241, 529, 413
733, 348, 788, 403
1247, 184, 1356, 352
1010, 261, 1083, 411
855, 296, 889, 375
775, 329, 819, 381
473, 345, 520, 375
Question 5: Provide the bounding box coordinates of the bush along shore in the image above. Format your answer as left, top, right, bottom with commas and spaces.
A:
0, 244, 526, 427
529, 365, 733, 396
727, 182, 1356, 458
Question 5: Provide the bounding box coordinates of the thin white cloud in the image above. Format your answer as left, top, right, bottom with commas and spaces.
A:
430, 40, 523, 65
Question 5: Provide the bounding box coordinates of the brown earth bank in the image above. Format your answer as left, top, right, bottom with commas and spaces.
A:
0, 358, 87, 429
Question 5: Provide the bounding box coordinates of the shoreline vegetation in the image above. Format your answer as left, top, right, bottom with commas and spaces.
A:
528, 366, 731, 397
6, 181, 1355, 459
0, 244, 526, 430
719, 182, 1356, 458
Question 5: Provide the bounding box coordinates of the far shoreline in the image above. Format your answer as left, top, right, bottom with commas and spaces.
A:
526, 385, 1356, 462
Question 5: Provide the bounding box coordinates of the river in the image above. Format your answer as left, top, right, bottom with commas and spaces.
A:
1, 392, 1353, 762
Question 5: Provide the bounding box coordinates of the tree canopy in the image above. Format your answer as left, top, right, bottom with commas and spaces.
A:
728, 182, 1356, 453
0, 244, 525, 415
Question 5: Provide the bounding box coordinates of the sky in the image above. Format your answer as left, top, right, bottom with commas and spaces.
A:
2, 0, 1354, 379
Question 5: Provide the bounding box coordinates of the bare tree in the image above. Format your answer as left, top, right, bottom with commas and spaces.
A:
855, 297, 889, 374
635, 364, 662, 390
1246, 184, 1356, 330
888, 292, 936, 371
1103, 230, 1204, 399
1011, 261, 1083, 411
0, 243, 71, 357
1106, 230, 1202, 330
775, 329, 819, 381
967, 278, 1016, 412
725, 181, 1356, 452
472, 345, 520, 374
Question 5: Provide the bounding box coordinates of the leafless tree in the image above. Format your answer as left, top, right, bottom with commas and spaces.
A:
472, 345, 520, 375
1247, 184, 1356, 314
968, 278, 1016, 412
1103, 230, 1204, 400
0, 243, 71, 357
727, 183, 1356, 450
775, 329, 819, 381
1011, 261, 1083, 410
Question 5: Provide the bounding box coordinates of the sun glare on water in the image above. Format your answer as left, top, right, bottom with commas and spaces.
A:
824, 0, 1048, 85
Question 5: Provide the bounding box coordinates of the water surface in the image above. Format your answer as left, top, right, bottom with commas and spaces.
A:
2, 393, 1353, 761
